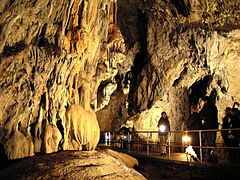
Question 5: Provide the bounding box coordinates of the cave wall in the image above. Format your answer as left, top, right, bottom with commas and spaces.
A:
124, 0, 240, 141
0, 0, 128, 159
0, 0, 240, 160
98, 0, 240, 140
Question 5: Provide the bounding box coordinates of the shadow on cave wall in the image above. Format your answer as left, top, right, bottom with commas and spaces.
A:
125, 11, 149, 116
171, 0, 190, 17
188, 75, 212, 106
116, 0, 149, 116
0, 143, 8, 170
188, 74, 218, 109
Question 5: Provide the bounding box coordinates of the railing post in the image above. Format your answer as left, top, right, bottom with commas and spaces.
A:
128, 132, 130, 154
108, 132, 111, 145
121, 134, 123, 149
199, 130, 202, 162
168, 131, 171, 159
137, 134, 140, 151
112, 132, 114, 147
147, 132, 149, 156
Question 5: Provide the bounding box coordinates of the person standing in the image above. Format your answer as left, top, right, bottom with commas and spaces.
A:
233, 102, 240, 109
157, 112, 170, 155
221, 107, 235, 160
187, 105, 202, 158
230, 107, 240, 160
200, 96, 218, 162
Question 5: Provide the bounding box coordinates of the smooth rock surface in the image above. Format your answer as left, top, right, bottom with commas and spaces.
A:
0, 150, 146, 180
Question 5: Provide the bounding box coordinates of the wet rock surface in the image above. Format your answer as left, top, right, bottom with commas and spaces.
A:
0, 149, 146, 180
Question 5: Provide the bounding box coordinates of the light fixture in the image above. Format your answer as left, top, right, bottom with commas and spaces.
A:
182, 135, 191, 143
159, 125, 166, 132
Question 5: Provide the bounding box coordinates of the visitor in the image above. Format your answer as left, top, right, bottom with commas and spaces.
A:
221, 107, 235, 160
233, 101, 240, 110
187, 105, 202, 158
230, 107, 240, 160
200, 96, 218, 162
120, 121, 135, 149
157, 112, 170, 155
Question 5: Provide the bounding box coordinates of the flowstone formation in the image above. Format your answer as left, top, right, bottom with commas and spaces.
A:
0, 0, 127, 160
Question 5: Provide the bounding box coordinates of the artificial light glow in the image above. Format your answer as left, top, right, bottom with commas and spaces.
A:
185, 145, 197, 158
121, 135, 127, 140
159, 125, 166, 132
182, 135, 191, 143
105, 132, 111, 140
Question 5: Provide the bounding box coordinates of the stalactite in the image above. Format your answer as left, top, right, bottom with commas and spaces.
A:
74, 74, 80, 105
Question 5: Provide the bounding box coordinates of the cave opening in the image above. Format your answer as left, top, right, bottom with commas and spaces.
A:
188, 75, 211, 106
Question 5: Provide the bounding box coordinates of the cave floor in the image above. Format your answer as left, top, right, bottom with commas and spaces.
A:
134, 154, 240, 180
98, 145, 240, 180
98, 143, 201, 163
1, 146, 240, 180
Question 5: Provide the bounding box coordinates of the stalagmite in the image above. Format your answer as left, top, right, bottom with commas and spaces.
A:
5, 128, 34, 159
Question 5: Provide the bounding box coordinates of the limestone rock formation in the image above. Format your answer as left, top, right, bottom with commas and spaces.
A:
0, 0, 127, 159
4, 129, 34, 160
41, 121, 62, 154
64, 104, 100, 151
100, 149, 139, 168
101, 0, 240, 139
97, 89, 129, 131
0, 150, 146, 180
0, 0, 240, 160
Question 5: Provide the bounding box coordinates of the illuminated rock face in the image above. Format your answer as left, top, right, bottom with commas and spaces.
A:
0, 0, 126, 159
0, 0, 239, 160
117, 0, 240, 138
65, 104, 100, 151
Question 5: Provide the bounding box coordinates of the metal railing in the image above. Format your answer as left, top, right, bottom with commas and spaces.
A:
99, 128, 240, 162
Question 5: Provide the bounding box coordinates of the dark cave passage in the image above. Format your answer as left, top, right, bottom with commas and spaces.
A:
127, 11, 149, 116
188, 75, 211, 106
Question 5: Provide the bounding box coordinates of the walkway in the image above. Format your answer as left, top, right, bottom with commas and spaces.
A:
97, 143, 194, 164
97, 143, 240, 167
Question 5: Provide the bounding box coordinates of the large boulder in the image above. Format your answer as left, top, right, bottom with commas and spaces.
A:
0, 150, 146, 180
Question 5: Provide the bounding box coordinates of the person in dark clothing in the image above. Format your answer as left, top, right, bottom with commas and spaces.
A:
157, 112, 170, 155
200, 96, 218, 162
233, 102, 240, 109
222, 107, 233, 142
230, 107, 240, 160
231, 102, 240, 140
221, 107, 235, 160
187, 105, 202, 158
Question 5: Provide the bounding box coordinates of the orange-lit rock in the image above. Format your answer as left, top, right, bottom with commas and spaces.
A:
0, 0, 240, 161
64, 104, 100, 151
0, 150, 146, 180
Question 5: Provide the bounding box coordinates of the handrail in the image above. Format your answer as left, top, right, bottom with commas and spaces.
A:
99, 128, 240, 163
101, 128, 240, 134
